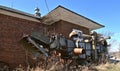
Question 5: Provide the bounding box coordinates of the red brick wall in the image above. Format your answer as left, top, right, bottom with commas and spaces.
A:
47, 20, 90, 37
0, 13, 90, 68
0, 14, 41, 68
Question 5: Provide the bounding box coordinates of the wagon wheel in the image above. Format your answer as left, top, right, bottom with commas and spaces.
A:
67, 59, 82, 71
34, 54, 47, 70
102, 53, 108, 64
97, 53, 107, 64
43, 50, 62, 71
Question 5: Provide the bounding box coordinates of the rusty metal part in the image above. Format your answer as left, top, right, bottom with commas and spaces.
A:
74, 48, 85, 54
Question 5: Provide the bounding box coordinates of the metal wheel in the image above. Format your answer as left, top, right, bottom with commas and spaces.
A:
68, 59, 82, 71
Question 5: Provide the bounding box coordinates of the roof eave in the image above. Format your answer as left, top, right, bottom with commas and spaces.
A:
0, 5, 41, 19
42, 5, 105, 30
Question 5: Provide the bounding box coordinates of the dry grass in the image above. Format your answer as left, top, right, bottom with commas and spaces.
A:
1, 63, 120, 71
95, 63, 120, 71
13, 62, 63, 71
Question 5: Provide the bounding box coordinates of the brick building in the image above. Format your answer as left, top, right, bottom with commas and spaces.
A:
0, 5, 104, 68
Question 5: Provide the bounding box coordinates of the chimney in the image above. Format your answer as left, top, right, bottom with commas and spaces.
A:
34, 7, 41, 17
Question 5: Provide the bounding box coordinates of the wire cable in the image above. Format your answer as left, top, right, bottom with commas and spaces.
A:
45, 0, 50, 12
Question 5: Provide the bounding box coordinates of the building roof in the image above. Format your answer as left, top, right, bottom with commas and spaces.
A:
42, 5, 104, 31
0, 5, 104, 30
0, 5, 40, 22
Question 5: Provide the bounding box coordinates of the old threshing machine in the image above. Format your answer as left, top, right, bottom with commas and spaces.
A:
20, 29, 110, 70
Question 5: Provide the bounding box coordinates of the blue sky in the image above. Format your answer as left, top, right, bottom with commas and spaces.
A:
0, 0, 120, 52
